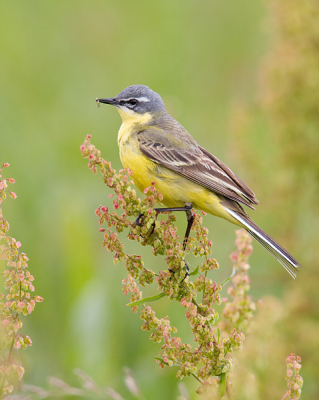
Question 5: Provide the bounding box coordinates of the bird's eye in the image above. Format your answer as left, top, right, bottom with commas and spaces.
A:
128, 99, 138, 106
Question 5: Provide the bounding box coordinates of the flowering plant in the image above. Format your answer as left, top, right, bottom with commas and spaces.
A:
0, 163, 43, 398
80, 135, 260, 396
0, 140, 302, 399
282, 354, 303, 400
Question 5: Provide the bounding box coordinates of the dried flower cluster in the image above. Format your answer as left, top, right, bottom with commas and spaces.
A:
0, 163, 43, 398
220, 230, 256, 335
282, 354, 303, 400
81, 135, 258, 394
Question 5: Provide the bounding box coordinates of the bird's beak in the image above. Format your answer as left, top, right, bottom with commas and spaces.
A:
96, 97, 119, 107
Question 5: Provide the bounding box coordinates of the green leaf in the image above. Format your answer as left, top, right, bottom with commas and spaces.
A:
217, 327, 221, 343
220, 268, 236, 287
218, 373, 227, 398
189, 266, 199, 276
127, 292, 165, 307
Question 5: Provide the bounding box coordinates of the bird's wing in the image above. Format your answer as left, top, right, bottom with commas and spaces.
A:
137, 127, 258, 209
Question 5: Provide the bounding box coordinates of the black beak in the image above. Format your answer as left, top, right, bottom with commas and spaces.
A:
96, 97, 118, 106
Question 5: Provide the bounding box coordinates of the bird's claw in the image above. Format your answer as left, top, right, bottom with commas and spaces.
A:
135, 213, 144, 226
169, 261, 189, 283
135, 213, 156, 239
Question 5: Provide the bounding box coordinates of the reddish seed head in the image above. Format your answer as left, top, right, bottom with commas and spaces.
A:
27, 305, 33, 314
14, 341, 22, 350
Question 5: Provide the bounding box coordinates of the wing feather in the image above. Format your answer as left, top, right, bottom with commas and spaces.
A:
137, 128, 258, 209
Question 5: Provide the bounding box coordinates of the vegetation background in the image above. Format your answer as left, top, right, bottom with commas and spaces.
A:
0, 0, 318, 398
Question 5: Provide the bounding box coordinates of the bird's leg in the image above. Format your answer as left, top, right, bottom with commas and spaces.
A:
136, 203, 194, 237
135, 212, 155, 239
154, 203, 193, 214
154, 202, 194, 247
135, 204, 194, 281
154, 203, 194, 282
183, 206, 195, 250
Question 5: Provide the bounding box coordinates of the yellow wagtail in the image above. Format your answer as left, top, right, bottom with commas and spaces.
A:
96, 85, 301, 278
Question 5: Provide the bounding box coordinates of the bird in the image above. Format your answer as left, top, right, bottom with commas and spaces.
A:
96, 85, 302, 278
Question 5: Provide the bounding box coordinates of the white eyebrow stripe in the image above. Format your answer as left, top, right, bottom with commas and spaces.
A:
136, 97, 150, 102
120, 97, 150, 103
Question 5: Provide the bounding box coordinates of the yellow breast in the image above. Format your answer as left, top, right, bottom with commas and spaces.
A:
117, 109, 152, 144
115, 108, 240, 226
117, 111, 155, 193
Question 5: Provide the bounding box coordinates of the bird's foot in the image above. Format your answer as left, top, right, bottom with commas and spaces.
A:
135, 213, 144, 226
135, 213, 156, 239
168, 261, 189, 283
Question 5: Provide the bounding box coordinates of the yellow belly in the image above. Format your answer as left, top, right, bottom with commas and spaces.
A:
119, 139, 241, 226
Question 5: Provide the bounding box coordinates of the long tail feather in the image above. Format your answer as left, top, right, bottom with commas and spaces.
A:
226, 209, 301, 278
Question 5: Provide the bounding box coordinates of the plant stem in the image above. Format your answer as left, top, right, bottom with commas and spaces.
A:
191, 373, 204, 385
202, 270, 207, 299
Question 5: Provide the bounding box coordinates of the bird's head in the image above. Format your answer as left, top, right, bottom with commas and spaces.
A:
96, 85, 166, 122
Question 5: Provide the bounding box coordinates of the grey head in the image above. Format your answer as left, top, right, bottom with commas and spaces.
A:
96, 85, 166, 114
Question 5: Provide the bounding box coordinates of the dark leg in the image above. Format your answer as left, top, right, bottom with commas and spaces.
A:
135, 204, 194, 281
155, 203, 194, 282
136, 204, 194, 238
154, 204, 193, 214
183, 209, 195, 250
154, 202, 194, 249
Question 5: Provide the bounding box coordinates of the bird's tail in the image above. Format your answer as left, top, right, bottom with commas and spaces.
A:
226, 208, 301, 278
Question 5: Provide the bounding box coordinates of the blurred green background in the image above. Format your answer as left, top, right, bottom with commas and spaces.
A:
1, 0, 318, 399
